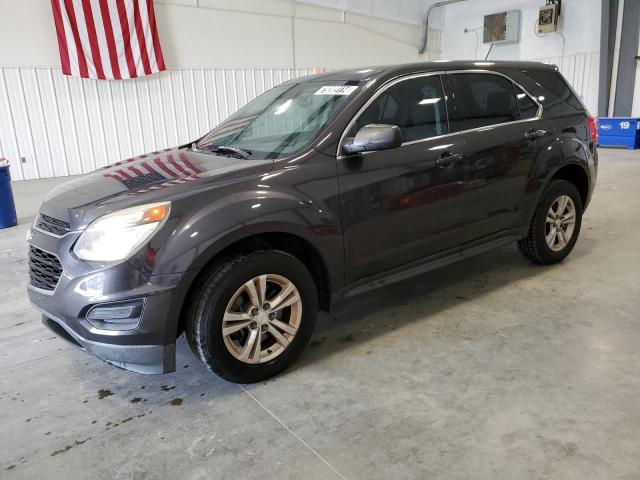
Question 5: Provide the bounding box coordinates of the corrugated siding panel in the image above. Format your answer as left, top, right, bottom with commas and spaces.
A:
0, 67, 319, 181
537, 51, 600, 115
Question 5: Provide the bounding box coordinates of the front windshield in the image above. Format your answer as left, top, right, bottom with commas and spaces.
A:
195, 80, 360, 160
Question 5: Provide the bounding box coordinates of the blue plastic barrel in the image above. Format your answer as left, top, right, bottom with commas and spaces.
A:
0, 164, 18, 229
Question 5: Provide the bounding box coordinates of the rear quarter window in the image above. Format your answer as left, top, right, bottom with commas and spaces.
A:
526, 70, 584, 111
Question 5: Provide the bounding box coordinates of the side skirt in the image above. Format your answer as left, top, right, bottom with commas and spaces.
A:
332, 230, 523, 307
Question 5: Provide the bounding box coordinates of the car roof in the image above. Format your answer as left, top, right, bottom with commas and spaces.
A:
296, 60, 557, 83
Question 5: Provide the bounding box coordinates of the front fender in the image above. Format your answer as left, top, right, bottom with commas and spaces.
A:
153, 177, 343, 289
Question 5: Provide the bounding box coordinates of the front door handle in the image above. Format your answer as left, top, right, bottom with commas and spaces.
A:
525, 128, 548, 139
436, 152, 462, 168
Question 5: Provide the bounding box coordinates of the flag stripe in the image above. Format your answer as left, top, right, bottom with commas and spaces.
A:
92, 8, 112, 79
123, 0, 144, 77
154, 157, 177, 177
116, 0, 138, 78
146, 0, 165, 70
60, 0, 81, 76
98, 0, 121, 79
138, 0, 158, 72
178, 153, 199, 173
81, 0, 105, 79
107, 1, 130, 78
73, 0, 97, 78
140, 161, 155, 174
117, 169, 132, 179
63, 0, 89, 78
51, 0, 72, 75
132, 0, 152, 75
127, 165, 143, 176
167, 154, 190, 176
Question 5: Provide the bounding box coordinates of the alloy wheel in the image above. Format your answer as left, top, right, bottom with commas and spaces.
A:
222, 274, 302, 364
545, 195, 576, 252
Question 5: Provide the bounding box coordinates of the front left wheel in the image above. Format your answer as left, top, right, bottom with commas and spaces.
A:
186, 249, 318, 383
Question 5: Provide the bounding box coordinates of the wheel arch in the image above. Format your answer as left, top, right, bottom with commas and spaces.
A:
548, 163, 590, 208
175, 228, 334, 339
523, 158, 591, 232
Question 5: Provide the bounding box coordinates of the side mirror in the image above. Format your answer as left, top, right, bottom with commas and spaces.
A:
342, 124, 403, 154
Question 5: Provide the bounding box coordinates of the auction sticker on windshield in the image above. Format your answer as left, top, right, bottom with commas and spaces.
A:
315, 85, 358, 96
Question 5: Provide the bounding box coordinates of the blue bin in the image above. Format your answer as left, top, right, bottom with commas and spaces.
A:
597, 117, 640, 149
0, 164, 18, 229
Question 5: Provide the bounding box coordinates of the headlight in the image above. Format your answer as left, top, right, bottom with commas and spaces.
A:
73, 202, 170, 262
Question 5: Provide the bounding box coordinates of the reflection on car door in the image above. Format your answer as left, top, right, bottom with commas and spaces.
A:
447, 72, 547, 243
337, 74, 466, 285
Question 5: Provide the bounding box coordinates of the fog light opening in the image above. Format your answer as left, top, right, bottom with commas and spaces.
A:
86, 299, 145, 331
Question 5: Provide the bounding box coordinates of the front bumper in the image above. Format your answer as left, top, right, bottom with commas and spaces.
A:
27, 226, 194, 374
39, 310, 175, 374
30, 281, 182, 374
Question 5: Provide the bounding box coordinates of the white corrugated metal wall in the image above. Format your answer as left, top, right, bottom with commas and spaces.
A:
0, 67, 319, 181
0, 53, 599, 181
537, 51, 600, 115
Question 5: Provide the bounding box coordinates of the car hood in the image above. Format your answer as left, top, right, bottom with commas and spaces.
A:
38, 147, 274, 229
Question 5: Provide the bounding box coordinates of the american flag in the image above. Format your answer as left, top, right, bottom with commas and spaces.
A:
104, 150, 202, 194
50, 0, 166, 80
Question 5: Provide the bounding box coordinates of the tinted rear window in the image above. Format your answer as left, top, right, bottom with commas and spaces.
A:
526, 71, 584, 111
450, 73, 521, 130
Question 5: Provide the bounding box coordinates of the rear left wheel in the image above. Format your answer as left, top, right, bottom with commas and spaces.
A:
518, 179, 583, 265
186, 250, 318, 383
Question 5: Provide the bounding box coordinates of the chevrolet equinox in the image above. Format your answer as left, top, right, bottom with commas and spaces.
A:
28, 61, 597, 382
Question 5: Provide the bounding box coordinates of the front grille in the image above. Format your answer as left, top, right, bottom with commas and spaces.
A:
29, 246, 63, 292
36, 214, 71, 236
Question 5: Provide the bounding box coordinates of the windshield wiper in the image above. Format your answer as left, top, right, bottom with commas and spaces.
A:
193, 142, 252, 159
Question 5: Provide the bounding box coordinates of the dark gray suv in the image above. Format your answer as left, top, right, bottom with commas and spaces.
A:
28, 61, 597, 382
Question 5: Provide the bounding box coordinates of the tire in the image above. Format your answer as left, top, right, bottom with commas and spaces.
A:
186, 249, 318, 383
518, 179, 583, 265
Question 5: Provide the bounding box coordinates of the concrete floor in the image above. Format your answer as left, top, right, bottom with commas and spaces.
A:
1, 148, 639, 479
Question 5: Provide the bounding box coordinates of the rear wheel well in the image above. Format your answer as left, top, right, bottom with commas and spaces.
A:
177, 233, 331, 339
550, 164, 589, 207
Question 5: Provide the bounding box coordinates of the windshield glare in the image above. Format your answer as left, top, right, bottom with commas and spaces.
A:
196, 81, 359, 160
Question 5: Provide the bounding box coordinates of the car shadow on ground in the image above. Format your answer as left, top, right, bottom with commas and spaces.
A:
293, 239, 594, 370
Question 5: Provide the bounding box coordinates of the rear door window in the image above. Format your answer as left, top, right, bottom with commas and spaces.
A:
449, 73, 521, 130
356, 75, 449, 142
515, 86, 539, 119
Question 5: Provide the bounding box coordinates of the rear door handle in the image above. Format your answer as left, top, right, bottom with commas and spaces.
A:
525, 128, 548, 139
436, 152, 462, 168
